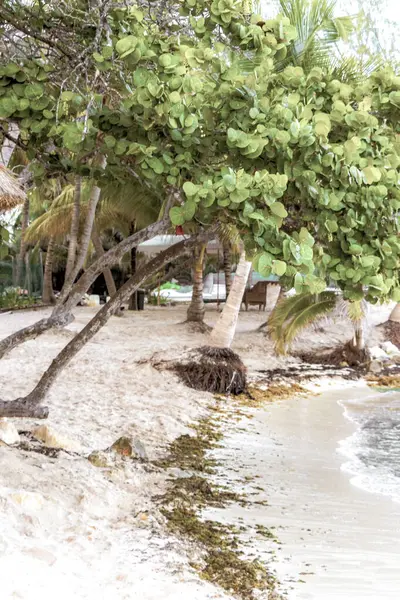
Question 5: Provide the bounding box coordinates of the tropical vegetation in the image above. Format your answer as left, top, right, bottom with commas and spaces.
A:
0, 0, 399, 417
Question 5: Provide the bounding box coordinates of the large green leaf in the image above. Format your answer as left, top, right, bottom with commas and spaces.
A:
270, 202, 288, 218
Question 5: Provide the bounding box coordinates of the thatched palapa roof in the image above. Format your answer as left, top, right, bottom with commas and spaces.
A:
0, 166, 26, 213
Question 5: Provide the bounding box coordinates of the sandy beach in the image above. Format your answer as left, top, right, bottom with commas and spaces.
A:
0, 303, 398, 599
207, 387, 400, 599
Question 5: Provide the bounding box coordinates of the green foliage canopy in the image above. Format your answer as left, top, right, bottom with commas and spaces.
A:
1, 1, 400, 303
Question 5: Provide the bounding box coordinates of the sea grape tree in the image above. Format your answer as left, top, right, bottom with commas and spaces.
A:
0, 1, 400, 414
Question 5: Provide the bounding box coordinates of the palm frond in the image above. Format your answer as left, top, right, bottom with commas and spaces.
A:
99, 181, 159, 232
268, 292, 337, 354
345, 299, 365, 323
215, 222, 241, 250
274, 0, 357, 72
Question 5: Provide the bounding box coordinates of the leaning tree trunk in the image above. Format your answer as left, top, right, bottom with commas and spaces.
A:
58, 156, 106, 304
0, 233, 208, 419
64, 175, 81, 282
42, 237, 56, 305
186, 243, 206, 324
223, 243, 232, 300
91, 225, 117, 298
0, 218, 171, 360
15, 197, 30, 288
209, 249, 252, 349
0, 123, 19, 167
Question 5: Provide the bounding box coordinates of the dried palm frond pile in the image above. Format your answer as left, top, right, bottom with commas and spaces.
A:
170, 346, 247, 395
0, 166, 26, 213
151, 346, 247, 395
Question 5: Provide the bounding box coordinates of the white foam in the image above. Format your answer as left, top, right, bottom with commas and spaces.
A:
338, 393, 400, 504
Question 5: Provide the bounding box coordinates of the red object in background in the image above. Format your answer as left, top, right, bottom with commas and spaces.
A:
175, 226, 184, 235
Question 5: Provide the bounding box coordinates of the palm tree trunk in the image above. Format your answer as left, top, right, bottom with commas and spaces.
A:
58, 155, 106, 304
209, 249, 251, 349
389, 304, 400, 323
0, 123, 19, 167
25, 251, 31, 294
15, 197, 30, 288
64, 176, 81, 282
128, 221, 138, 310
42, 237, 56, 305
187, 243, 206, 323
353, 322, 365, 351
223, 243, 232, 300
91, 225, 117, 298
0, 232, 209, 418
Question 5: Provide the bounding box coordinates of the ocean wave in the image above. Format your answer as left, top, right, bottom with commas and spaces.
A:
337, 390, 400, 503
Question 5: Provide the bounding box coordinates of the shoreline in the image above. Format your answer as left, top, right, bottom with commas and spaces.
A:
204, 382, 400, 599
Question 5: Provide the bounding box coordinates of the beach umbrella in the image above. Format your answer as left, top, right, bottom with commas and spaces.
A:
0, 165, 26, 213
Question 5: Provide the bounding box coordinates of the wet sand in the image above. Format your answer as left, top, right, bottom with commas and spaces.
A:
207, 387, 400, 599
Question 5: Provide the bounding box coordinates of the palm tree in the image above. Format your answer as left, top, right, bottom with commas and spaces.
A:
25, 176, 160, 301
42, 236, 56, 304
209, 248, 252, 348
58, 155, 107, 304
268, 292, 367, 357
222, 243, 233, 299
15, 196, 30, 288
64, 176, 81, 282
254, 0, 381, 80
272, 0, 354, 70
186, 242, 207, 325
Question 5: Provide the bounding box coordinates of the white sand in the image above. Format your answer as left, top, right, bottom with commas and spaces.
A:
206, 387, 400, 599
0, 306, 241, 600
0, 302, 396, 599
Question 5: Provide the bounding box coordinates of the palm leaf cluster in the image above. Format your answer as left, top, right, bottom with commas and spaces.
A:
250, 0, 383, 82
268, 292, 338, 354
25, 179, 159, 244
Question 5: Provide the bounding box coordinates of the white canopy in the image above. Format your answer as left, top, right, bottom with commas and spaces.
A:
137, 235, 222, 256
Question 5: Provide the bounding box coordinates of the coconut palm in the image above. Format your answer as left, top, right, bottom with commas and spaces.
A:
186, 222, 241, 327
42, 236, 56, 304
186, 242, 207, 325
209, 248, 252, 348
65, 176, 81, 282
15, 196, 30, 287
222, 242, 233, 299
252, 0, 382, 80
268, 291, 366, 356
272, 0, 354, 70
25, 176, 160, 300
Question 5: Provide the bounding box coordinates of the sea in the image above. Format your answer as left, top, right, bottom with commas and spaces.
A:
339, 388, 400, 503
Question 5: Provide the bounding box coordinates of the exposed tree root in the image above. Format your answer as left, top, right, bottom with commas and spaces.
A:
154, 346, 247, 395
297, 340, 371, 369
182, 321, 212, 334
